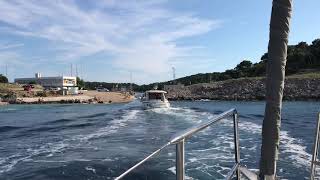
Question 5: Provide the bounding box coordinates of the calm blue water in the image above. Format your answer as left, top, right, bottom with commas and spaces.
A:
0, 100, 319, 179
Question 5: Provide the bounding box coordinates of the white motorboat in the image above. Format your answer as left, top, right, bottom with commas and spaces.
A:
141, 90, 170, 109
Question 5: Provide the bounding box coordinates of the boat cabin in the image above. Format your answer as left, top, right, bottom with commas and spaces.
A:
144, 90, 167, 101
142, 90, 170, 108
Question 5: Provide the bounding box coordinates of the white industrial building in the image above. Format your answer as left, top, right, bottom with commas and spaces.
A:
15, 73, 78, 94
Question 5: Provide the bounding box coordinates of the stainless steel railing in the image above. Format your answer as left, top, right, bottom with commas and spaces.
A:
115, 108, 258, 180
311, 113, 320, 180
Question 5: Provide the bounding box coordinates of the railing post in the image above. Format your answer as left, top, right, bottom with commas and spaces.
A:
233, 111, 240, 180
176, 139, 185, 180
311, 113, 320, 180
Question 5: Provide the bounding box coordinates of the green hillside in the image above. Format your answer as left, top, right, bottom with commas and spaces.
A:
83, 38, 320, 92
134, 38, 320, 91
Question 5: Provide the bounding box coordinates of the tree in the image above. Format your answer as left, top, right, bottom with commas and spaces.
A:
77, 77, 85, 89
235, 60, 253, 71
261, 53, 269, 60
259, 0, 292, 179
310, 39, 320, 67
296, 41, 308, 49
0, 74, 8, 83
253, 61, 267, 76
28, 81, 36, 84
224, 69, 240, 79
235, 60, 254, 77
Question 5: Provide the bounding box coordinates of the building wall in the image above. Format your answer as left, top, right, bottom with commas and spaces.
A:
40, 77, 64, 87
15, 76, 77, 87
62, 77, 77, 87
14, 78, 37, 85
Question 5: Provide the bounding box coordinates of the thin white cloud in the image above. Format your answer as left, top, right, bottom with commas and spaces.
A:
0, 0, 222, 83
0, 51, 21, 65
0, 43, 24, 50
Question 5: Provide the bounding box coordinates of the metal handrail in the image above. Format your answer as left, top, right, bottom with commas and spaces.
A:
115, 142, 171, 180
169, 108, 236, 144
115, 108, 257, 180
311, 113, 320, 180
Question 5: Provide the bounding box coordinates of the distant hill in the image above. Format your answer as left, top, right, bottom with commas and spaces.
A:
85, 38, 320, 92
133, 38, 320, 92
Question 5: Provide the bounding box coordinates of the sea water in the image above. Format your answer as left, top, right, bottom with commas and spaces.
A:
0, 100, 319, 179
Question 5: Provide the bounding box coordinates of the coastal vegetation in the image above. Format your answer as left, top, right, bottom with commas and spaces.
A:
76, 77, 85, 89
132, 38, 320, 92
0, 74, 8, 83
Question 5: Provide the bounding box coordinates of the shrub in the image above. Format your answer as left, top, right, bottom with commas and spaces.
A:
36, 91, 47, 97
0, 74, 8, 83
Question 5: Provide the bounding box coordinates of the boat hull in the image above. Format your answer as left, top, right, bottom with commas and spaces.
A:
142, 100, 170, 109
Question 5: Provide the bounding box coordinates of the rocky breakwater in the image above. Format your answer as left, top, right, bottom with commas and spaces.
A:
166, 77, 320, 101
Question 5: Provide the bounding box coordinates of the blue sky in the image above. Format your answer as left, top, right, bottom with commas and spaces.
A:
0, 0, 319, 84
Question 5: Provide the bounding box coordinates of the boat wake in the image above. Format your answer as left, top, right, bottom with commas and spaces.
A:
150, 107, 313, 179
76, 109, 141, 142
0, 109, 141, 174
0, 102, 315, 179
182, 116, 312, 179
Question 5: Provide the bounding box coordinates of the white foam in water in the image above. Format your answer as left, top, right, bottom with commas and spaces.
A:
76, 109, 140, 141
167, 166, 195, 180
248, 122, 311, 168
0, 154, 31, 174
150, 107, 220, 130
85, 166, 96, 174
102, 158, 113, 162
0, 140, 72, 173
0, 109, 141, 174
0, 158, 5, 165
168, 166, 175, 174
149, 107, 200, 120
163, 109, 312, 179
280, 131, 311, 168
237, 121, 262, 134
222, 119, 312, 169
189, 157, 198, 163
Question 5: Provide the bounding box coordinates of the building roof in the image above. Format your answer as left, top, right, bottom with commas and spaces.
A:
15, 76, 76, 80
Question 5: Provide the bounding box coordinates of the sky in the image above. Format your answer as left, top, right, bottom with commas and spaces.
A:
0, 0, 319, 84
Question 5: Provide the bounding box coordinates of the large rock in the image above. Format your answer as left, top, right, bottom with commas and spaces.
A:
166, 78, 320, 101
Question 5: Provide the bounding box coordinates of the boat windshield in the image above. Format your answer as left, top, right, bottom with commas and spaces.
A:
148, 93, 164, 100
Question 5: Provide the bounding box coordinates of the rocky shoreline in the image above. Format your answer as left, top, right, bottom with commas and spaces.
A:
0, 91, 134, 105
165, 77, 320, 101
0, 101, 8, 106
